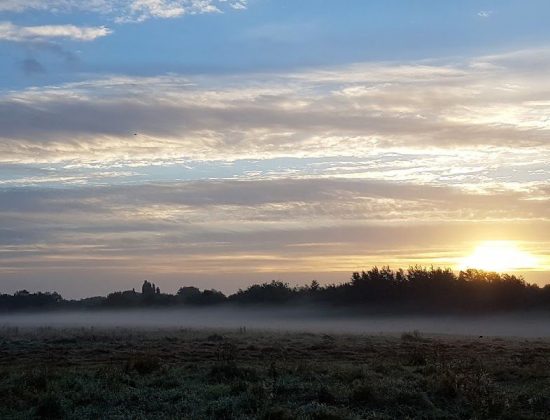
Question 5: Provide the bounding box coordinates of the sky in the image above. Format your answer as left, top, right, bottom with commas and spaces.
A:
0, 0, 549, 298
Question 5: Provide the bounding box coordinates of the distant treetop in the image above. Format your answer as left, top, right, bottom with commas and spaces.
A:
0, 266, 548, 313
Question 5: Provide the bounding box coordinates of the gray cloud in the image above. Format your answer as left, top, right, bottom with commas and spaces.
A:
19, 57, 45, 75
0, 178, 546, 214
1, 48, 549, 295
0, 177, 547, 296
0, 179, 547, 257
1, 49, 550, 167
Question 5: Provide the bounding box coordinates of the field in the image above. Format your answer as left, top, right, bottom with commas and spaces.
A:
1, 326, 549, 419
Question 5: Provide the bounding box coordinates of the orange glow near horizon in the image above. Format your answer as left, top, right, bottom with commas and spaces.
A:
459, 241, 539, 272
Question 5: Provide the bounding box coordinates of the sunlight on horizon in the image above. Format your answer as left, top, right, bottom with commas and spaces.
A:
459, 241, 539, 272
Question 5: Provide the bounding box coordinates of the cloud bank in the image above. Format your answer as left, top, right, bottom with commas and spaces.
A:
1, 49, 549, 166
0, 48, 548, 296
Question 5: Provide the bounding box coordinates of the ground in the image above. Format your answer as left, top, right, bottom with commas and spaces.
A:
0, 326, 549, 419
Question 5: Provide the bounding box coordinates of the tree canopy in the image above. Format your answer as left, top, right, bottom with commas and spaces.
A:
1, 266, 548, 314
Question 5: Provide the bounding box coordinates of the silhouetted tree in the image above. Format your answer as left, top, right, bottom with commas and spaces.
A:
230, 281, 295, 304
142, 281, 155, 296
0, 266, 548, 313
175, 286, 226, 305
309, 280, 320, 292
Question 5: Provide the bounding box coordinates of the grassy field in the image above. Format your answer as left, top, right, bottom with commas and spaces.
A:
0, 326, 549, 419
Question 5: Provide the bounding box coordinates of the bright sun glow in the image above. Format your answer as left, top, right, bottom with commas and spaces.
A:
459, 241, 539, 272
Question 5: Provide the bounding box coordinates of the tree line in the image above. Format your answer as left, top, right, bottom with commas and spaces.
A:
1, 266, 549, 313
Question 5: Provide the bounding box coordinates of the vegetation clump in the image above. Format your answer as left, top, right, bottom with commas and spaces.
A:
0, 328, 549, 419
1, 266, 548, 314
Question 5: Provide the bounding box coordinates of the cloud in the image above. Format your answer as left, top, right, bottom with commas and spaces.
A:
0, 178, 546, 220
116, 0, 220, 23
0, 178, 545, 257
0, 21, 112, 42
1, 48, 549, 293
1, 48, 549, 168
19, 57, 45, 75
0, 0, 246, 22
477, 10, 493, 18
24, 40, 79, 62
0, 178, 547, 296
229, 1, 247, 10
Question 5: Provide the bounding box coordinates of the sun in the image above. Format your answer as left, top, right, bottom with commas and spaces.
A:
459, 241, 538, 272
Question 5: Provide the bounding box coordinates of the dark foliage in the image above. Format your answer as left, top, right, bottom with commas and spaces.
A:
230, 281, 296, 304
1, 266, 549, 313
0, 290, 63, 311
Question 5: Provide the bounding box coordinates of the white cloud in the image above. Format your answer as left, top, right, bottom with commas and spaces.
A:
229, 1, 247, 10
477, 10, 493, 18
117, 0, 221, 23
1, 47, 549, 292
0, 47, 548, 226
0, 0, 246, 22
1, 48, 549, 168
0, 21, 112, 42
0, 0, 110, 13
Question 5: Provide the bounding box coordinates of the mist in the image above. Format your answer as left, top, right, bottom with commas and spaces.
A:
1, 307, 549, 338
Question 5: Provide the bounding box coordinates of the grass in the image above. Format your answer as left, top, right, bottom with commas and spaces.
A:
0, 326, 549, 419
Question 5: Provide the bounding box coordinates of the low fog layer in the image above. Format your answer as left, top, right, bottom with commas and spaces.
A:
1, 307, 549, 338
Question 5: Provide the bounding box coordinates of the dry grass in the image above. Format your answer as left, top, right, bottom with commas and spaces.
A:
0, 326, 549, 419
